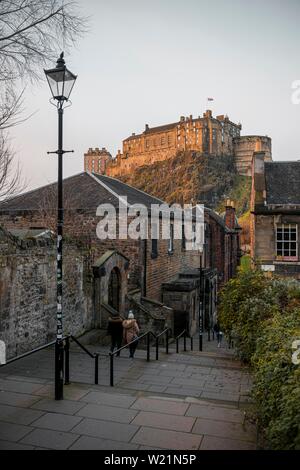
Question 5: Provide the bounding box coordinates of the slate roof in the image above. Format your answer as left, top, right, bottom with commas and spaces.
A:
265, 162, 300, 205
0, 172, 165, 213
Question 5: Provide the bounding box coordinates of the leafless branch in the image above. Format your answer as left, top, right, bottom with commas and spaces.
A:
0, 0, 87, 199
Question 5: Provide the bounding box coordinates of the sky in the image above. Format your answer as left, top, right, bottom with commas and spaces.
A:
10, 0, 300, 191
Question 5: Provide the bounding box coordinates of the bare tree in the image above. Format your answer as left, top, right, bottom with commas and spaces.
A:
0, 0, 87, 199
0, 0, 86, 82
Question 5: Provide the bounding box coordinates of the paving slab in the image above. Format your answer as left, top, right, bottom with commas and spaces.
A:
131, 397, 189, 416
132, 411, 195, 432
0, 439, 35, 450
20, 428, 80, 450
200, 390, 240, 404
192, 418, 255, 442
0, 391, 41, 408
80, 391, 136, 408
76, 403, 138, 424
71, 418, 139, 443
164, 387, 201, 398
31, 398, 86, 415
186, 404, 244, 423
200, 435, 256, 450
0, 421, 33, 442
0, 404, 44, 425
69, 435, 139, 450
30, 412, 83, 431
147, 385, 167, 393
5, 375, 49, 384
118, 382, 150, 391
132, 426, 202, 450
137, 375, 173, 385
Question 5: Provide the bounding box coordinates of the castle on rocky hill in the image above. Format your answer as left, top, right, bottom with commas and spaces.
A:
84, 110, 272, 177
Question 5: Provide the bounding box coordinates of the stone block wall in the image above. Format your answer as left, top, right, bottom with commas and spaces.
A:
0, 229, 93, 359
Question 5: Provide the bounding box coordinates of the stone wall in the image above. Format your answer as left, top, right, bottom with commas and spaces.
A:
0, 228, 93, 359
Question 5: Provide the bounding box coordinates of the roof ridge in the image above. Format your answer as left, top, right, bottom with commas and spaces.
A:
95, 173, 166, 205
87, 172, 129, 207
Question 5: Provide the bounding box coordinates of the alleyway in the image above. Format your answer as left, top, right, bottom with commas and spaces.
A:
0, 336, 256, 450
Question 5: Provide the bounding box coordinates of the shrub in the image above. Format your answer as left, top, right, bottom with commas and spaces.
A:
219, 269, 300, 449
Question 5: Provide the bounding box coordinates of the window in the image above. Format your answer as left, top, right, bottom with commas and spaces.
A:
161, 136, 166, 145
276, 224, 298, 260
168, 224, 174, 254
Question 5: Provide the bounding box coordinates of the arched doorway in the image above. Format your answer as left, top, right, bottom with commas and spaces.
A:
108, 267, 121, 312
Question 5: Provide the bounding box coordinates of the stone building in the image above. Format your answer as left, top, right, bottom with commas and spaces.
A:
250, 152, 300, 280
84, 147, 112, 174
0, 173, 240, 356
87, 110, 272, 178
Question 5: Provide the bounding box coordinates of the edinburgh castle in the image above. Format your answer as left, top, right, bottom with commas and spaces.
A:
84, 110, 272, 177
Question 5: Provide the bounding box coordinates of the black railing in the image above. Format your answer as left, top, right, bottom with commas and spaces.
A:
1, 328, 194, 390
109, 328, 171, 387
70, 335, 100, 385
0, 335, 100, 387
175, 329, 193, 353
0, 336, 69, 367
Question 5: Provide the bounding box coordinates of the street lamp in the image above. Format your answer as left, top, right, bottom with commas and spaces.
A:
44, 52, 77, 400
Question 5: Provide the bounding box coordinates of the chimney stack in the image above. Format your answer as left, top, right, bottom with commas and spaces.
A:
225, 200, 236, 230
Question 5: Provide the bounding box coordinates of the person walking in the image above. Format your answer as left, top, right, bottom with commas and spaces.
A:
213, 317, 223, 348
122, 311, 139, 358
107, 312, 124, 356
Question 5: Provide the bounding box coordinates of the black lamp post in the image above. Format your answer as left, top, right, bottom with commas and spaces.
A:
44, 53, 77, 400
199, 248, 203, 352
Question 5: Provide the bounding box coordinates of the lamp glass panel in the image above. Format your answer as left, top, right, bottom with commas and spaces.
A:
46, 69, 65, 98
62, 69, 76, 100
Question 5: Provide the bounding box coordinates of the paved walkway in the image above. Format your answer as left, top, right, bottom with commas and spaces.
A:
0, 336, 256, 450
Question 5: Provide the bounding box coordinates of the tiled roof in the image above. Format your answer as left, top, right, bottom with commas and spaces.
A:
265, 162, 300, 205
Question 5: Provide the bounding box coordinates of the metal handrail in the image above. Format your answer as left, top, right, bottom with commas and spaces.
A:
69, 335, 99, 385
109, 327, 171, 386
0, 336, 69, 367
175, 329, 193, 353
70, 335, 95, 358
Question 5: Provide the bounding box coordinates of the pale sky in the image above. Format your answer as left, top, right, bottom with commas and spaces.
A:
10, 0, 300, 191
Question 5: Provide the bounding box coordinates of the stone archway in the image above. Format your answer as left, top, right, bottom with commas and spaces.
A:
93, 250, 129, 328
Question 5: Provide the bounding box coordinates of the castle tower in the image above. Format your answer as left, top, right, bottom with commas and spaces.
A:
233, 136, 272, 176
84, 147, 112, 175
